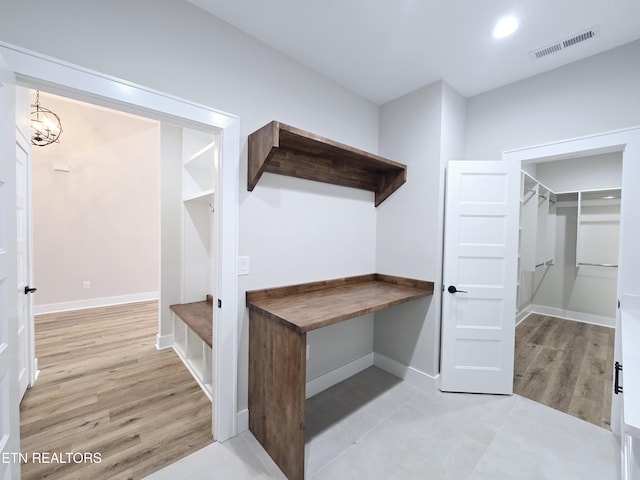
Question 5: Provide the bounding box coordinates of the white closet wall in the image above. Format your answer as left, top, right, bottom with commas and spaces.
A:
518, 153, 622, 326
181, 128, 217, 303
518, 172, 555, 314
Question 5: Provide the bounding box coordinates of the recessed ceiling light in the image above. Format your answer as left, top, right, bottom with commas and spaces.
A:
493, 16, 519, 39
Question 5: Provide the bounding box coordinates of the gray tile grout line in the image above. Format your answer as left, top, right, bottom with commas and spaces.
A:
464, 395, 522, 480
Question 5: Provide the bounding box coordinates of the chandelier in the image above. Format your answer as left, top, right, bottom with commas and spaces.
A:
31, 91, 63, 147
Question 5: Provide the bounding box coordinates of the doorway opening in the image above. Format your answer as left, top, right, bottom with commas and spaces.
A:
1, 40, 240, 466
503, 127, 640, 438
19, 88, 219, 477
514, 152, 621, 429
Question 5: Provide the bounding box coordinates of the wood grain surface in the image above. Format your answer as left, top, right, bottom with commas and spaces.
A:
247, 274, 434, 333
20, 301, 213, 480
249, 309, 306, 480
514, 314, 614, 429
170, 299, 213, 347
247, 121, 407, 206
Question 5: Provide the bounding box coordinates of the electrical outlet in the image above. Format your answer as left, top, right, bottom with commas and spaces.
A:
82, 281, 90, 289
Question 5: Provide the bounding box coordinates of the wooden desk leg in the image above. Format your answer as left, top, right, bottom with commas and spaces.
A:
249, 311, 306, 480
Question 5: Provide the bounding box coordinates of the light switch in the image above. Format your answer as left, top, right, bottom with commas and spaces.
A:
238, 256, 250, 276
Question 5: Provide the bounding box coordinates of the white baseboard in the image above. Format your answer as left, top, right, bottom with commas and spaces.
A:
374, 352, 440, 394
528, 304, 615, 328
34, 291, 159, 315
516, 307, 533, 326
156, 333, 174, 350
237, 353, 375, 432
236, 408, 249, 433
237, 352, 439, 433
306, 352, 374, 399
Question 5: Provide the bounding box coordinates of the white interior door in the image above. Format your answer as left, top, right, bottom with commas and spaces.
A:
15, 127, 34, 399
440, 160, 520, 394
0, 55, 21, 480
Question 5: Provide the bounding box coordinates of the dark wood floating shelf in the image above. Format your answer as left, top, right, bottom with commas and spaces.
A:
246, 273, 434, 333
248, 121, 407, 206
170, 296, 213, 348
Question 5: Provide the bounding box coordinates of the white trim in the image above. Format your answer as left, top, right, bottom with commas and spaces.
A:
516, 307, 533, 326
172, 346, 212, 402
156, 333, 175, 350
0, 42, 236, 129
34, 292, 159, 315
306, 352, 374, 399
236, 409, 249, 433
0, 42, 240, 443
503, 125, 640, 161
374, 352, 440, 394
528, 304, 615, 328
214, 117, 240, 442
622, 433, 633, 480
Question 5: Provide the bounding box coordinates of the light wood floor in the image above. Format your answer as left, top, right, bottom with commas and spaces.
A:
20, 301, 213, 480
514, 314, 614, 429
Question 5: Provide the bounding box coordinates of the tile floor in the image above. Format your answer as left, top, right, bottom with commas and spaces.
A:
144, 367, 619, 480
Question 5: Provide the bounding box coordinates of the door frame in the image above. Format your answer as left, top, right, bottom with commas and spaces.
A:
0, 41, 240, 442
503, 125, 640, 436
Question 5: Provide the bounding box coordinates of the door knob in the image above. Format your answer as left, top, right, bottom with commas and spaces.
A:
447, 285, 467, 294
24, 286, 37, 295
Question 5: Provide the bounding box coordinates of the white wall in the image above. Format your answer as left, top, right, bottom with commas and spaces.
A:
532, 204, 619, 323
533, 153, 623, 193
7, 0, 640, 422
0, 0, 380, 416
374, 81, 466, 379
466, 40, 640, 160
31, 93, 160, 312
468, 41, 639, 328
521, 153, 623, 325
159, 124, 183, 345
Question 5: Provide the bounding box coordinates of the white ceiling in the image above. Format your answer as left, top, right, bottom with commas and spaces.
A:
186, 0, 640, 104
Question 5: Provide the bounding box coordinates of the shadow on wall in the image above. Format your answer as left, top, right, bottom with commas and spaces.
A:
374, 296, 434, 371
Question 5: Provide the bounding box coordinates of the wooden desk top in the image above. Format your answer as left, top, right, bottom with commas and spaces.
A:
246, 274, 434, 333
170, 299, 213, 347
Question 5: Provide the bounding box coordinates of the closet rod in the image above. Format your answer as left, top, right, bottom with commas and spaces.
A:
538, 194, 556, 204
577, 262, 618, 268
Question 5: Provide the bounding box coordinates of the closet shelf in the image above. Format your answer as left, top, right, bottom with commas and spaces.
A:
183, 189, 214, 203
185, 140, 216, 168
248, 121, 407, 206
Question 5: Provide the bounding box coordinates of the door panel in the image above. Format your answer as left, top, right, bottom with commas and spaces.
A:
441, 160, 519, 395
15, 130, 32, 399
0, 55, 21, 480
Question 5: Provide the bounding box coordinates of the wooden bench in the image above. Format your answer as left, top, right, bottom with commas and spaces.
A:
170, 295, 214, 399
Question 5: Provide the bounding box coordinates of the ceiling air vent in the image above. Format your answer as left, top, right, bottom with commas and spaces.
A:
529, 26, 600, 61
